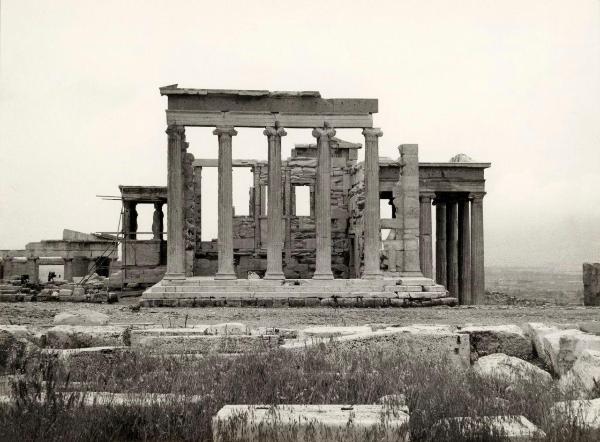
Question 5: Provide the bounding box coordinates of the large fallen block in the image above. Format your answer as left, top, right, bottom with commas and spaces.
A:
212, 404, 410, 442
434, 415, 546, 441
45, 326, 130, 349
558, 349, 600, 397
302, 326, 372, 338
473, 353, 552, 384
460, 325, 532, 361
0, 391, 204, 407
53, 309, 109, 326
284, 325, 470, 368
522, 323, 579, 365
558, 333, 600, 376
132, 334, 280, 354
551, 398, 600, 434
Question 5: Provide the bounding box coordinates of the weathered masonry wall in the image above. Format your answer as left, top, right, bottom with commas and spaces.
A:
0, 230, 117, 284
194, 138, 360, 279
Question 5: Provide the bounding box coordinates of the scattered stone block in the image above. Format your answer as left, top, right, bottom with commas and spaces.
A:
579, 321, 600, 336
302, 326, 372, 338
528, 328, 600, 376
206, 322, 248, 335
133, 334, 279, 354
522, 323, 578, 367
285, 325, 470, 368
54, 309, 109, 326
558, 349, 600, 397
45, 325, 129, 349
212, 404, 410, 442
473, 353, 552, 384
460, 325, 532, 360
551, 398, 600, 433
434, 415, 546, 441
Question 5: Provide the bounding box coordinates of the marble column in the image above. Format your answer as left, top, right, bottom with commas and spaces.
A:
312, 124, 335, 279
419, 193, 434, 279
165, 124, 186, 279
470, 192, 485, 304
28, 257, 40, 283
435, 198, 447, 286
152, 203, 164, 240
362, 128, 383, 279
252, 166, 261, 252
214, 126, 237, 280
63, 257, 73, 282
399, 144, 423, 276
264, 124, 287, 279
284, 167, 292, 264
458, 197, 472, 305
122, 201, 138, 240
446, 199, 459, 297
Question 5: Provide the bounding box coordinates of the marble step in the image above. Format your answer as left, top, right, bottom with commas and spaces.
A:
143, 291, 447, 300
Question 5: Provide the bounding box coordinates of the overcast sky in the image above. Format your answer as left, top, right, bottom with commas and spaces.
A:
1, 0, 599, 270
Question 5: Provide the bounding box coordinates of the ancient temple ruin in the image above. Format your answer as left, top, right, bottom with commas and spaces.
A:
130, 87, 490, 307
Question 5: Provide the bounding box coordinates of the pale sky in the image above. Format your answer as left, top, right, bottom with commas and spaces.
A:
1, 0, 599, 270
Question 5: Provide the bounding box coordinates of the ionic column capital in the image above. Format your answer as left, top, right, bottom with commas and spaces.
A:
312, 125, 336, 139
166, 124, 185, 139
213, 126, 238, 137
263, 126, 287, 138
420, 192, 436, 202
469, 192, 486, 201
362, 127, 383, 139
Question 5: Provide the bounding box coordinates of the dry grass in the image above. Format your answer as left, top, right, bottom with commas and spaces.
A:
0, 345, 597, 441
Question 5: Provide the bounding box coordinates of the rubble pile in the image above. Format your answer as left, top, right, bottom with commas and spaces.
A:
0, 274, 117, 303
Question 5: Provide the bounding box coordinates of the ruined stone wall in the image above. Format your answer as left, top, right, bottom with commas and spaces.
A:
583, 263, 600, 306
191, 142, 357, 279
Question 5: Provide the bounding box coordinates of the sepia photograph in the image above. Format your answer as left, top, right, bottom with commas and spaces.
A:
0, 0, 599, 440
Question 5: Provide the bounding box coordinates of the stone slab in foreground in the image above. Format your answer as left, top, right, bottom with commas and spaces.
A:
284, 325, 470, 368
212, 404, 409, 442
435, 415, 546, 441
460, 325, 532, 360
132, 334, 280, 354
551, 398, 600, 433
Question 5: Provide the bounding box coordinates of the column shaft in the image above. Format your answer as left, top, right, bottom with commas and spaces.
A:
446, 200, 459, 297
63, 258, 73, 282
214, 126, 237, 279
165, 125, 186, 278
435, 199, 447, 286
419, 194, 434, 279
152, 203, 164, 240
252, 166, 261, 252
399, 144, 423, 276
312, 125, 335, 279
264, 125, 286, 279
458, 198, 472, 304
363, 128, 384, 279
471, 193, 485, 304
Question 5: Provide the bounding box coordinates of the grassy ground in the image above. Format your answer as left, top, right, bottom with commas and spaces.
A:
1, 299, 599, 330
1, 346, 597, 441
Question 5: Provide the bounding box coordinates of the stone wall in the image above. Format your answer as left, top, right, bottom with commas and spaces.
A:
583, 263, 600, 306
192, 140, 358, 279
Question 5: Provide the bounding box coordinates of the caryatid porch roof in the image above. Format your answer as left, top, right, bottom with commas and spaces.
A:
160, 85, 378, 129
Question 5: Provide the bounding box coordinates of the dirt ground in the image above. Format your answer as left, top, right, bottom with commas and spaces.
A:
1, 298, 599, 329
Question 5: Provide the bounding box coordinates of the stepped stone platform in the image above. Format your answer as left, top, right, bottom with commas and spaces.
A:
141, 277, 453, 308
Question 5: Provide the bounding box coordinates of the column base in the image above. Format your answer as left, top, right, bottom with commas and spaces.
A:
312, 272, 334, 280
163, 272, 186, 280
264, 272, 285, 280
215, 272, 237, 280
362, 272, 383, 280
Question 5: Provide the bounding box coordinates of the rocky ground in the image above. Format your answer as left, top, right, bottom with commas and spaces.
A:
1, 299, 599, 329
